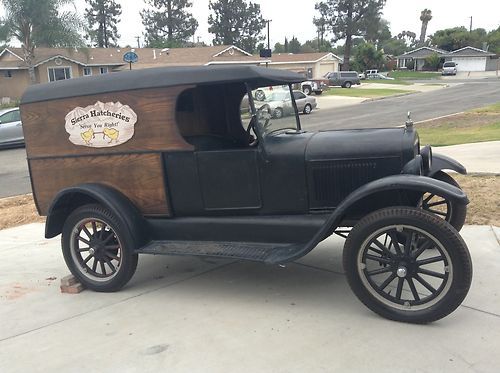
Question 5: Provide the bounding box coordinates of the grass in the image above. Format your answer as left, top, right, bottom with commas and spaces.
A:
388, 71, 441, 80
324, 88, 413, 98
362, 79, 413, 86
416, 102, 500, 146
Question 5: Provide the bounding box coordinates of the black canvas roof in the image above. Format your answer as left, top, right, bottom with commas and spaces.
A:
21, 65, 305, 104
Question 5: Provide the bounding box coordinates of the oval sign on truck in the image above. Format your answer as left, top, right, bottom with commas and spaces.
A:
64, 101, 138, 148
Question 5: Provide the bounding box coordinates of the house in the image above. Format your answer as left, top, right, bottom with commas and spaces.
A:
397, 46, 497, 72
0, 45, 341, 101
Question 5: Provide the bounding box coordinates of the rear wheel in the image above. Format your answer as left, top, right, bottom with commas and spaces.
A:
62, 204, 138, 292
343, 81, 352, 88
420, 171, 467, 231
343, 207, 472, 323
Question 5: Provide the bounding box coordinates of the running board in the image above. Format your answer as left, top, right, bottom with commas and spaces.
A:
136, 240, 304, 264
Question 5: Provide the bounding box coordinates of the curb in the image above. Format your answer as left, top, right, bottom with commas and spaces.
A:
362, 91, 417, 102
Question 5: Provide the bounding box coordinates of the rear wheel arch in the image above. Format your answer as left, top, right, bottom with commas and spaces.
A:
45, 183, 147, 249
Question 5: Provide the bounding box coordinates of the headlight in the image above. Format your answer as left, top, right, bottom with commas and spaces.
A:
420, 145, 432, 174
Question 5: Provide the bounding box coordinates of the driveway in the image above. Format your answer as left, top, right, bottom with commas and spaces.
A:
0, 223, 499, 372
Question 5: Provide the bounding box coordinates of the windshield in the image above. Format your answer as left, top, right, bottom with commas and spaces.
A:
443, 62, 456, 67
243, 85, 300, 136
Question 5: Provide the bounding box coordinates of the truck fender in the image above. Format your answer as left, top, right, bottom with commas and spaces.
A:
275, 174, 468, 264
429, 153, 467, 176
45, 183, 147, 249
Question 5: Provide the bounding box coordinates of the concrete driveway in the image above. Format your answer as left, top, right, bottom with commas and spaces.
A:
1, 223, 499, 372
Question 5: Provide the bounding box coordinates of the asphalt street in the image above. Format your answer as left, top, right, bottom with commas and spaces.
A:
0, 78, 499, 198
301, 78, 500, 130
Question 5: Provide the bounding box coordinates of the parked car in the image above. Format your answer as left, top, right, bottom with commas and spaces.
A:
442, 61, 458, 76
300, 80, 328, 95
324, 71, 361, 88
0, 107, 24, 148
367, 72, 395, 80
20, 65, 472, 323
255, 89, 317, 118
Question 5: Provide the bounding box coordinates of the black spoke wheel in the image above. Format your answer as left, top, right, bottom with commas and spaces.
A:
419, 171, 466, 231
343, 207, 472, 323
62, 204, 138, 292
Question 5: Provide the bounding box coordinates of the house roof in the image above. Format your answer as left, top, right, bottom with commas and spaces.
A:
398, 45, 495, 59
21, 65, 306, 104
265, 52, 342, 64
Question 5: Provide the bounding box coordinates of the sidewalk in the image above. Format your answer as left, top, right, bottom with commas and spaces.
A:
0, 223, 499, 372
433, 141, 500, 174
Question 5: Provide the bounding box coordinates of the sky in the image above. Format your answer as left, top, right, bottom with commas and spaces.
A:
1, 0, 499, 48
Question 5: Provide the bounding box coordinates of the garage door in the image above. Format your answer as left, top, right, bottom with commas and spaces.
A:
452, 57, 487, 72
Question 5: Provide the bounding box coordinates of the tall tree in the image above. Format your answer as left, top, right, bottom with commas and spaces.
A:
208, 0, 265, 53
419, 9, 432, 46
430, 27, 487, 51
288, 36, 301, 54
397, 30, 417, 47
365, 18, 391, 47
487, 26, 500, 54
141, 0, 198, 48
85, 0, 121, 48
315, 0, 386, 70
1, 0, 85, 84
354, 42, 384, 71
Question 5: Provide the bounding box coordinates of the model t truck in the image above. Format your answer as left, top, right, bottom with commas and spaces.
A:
20, 66, 472, 323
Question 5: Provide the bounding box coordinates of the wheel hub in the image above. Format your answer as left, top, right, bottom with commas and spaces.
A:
396, 266, 407, 278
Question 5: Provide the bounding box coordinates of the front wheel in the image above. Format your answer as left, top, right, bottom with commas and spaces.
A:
343, 207, 472, 323
273, 107, 284, 119
62, 204, 139, 292
303, 104, 312, 115
303, 86, 312, 95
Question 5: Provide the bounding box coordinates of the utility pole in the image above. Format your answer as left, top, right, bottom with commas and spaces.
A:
469, 16, 473, 32
265, 19, 272, 68
135, 36, 140, 48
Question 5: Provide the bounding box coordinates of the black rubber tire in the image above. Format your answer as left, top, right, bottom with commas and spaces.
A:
303, 104, 312, 115
343, 81, 352, 88
427, 171, 467, 232
303, 86, 312, 95
315, 91, 323, 95
273, 107, 284, 119
343, 207, 472, 324
61, 204, 139, 292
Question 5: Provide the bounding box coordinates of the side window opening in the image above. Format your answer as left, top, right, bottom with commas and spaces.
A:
176, 84, 249, 151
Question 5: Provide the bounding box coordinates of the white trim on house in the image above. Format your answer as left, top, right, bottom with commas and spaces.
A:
0, 66, 28, 70
266, 52, 342, 65
212, 45, 253, 57
0, 48, 25, 61
47, 65, 73, 82
450, 46, 494, 56
399, 46, 447, 57
34, 55, 85, 68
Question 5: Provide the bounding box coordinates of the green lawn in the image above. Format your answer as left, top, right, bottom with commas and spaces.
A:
388, 71, 441, 80
362, 79, 413, 86
325, 88, 413, 98
417, 102, 500, 146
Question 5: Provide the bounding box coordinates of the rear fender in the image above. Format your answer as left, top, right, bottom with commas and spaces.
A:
274, 174, 468, 264
429, 153, 467, 176
45, 183, 147, 248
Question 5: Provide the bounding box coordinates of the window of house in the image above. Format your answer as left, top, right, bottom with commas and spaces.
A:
83, 67, 92, 76
99, 67, 109, 74
3, 70, 12, 78
48, 67, 72, 82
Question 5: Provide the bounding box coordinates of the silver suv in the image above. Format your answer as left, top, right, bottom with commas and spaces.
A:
442, 61, 458, 76
324, 71, 361, 88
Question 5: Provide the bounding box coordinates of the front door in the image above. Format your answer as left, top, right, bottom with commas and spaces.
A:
196, 148, 261, 211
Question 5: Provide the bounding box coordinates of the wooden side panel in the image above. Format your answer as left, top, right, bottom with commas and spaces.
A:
21, 85, 194, 159
30, 154, 170, 216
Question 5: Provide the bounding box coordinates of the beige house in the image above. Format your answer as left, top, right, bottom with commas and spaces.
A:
0, 45, 340, 101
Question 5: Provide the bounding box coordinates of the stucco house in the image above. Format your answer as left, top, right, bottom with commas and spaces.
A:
397, 46, 497, 72
0, 45, 340, 101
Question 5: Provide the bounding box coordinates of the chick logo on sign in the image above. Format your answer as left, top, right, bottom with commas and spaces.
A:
64, 101, 138, 148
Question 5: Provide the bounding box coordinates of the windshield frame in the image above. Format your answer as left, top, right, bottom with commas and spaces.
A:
246, 83, 302, 137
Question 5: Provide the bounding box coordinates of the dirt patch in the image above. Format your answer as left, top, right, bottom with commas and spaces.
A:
454, 174, 500, 227
0, 194, 45, 230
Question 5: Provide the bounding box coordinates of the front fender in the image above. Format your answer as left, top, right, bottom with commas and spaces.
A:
272, 174, 468, 264
429, 153, 467, 176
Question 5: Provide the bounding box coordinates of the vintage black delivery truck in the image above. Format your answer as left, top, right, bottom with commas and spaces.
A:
20, 65, 472, 323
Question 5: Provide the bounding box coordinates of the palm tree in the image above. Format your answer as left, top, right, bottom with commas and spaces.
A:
419, 9, 433, 46
1, 0, 85, 84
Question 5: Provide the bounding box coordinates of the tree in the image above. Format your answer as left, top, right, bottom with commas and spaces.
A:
487, 26, 500, 54
354, 42, 384, 71
419, 9, 432, 46
274, 42, 285, 53
141, 0, 198, 48
430, 27, 487, 51
208, 0, 265, 53
302, 37, 333, 53
1, 0, 85, 84
380, 37, 408, 56
289, 36, 301, 54
397, 30, 417, 47
315, 0, 386, 70
85, 0, 121, 48
425, 52, 441, 71
365, 18, 391, 47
